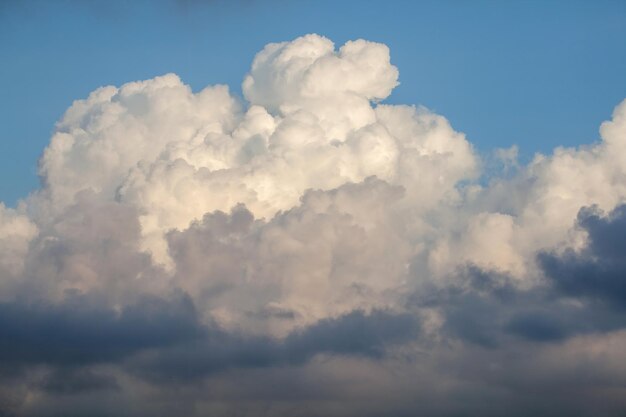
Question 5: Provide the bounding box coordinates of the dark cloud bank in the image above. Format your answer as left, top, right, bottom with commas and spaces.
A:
1, 204, 626, 416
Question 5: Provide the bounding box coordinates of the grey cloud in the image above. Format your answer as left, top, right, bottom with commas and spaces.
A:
412, 265, 626, 348
284, 309, 418, 359
443, 292, 503, 348
37, 368, 119, 395
0, 292, 203, 367
504, 312, 569, 342
539, 204, 626, 309
164, 178, 411, 334
17, 191, 166, 302
132, 309, 420, 382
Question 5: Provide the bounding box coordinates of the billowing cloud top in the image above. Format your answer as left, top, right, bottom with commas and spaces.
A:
1, 34, 626, 417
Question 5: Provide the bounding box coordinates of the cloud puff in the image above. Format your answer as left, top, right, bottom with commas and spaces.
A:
2, 34, 626, 416
0, 203, 37, 281
30, 34, 475, 270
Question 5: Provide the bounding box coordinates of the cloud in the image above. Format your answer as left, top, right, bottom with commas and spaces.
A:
1, 33, 626, 416
0, 292, 202, 366
412, 264, 626, 348
540, 203, 626, 309
165, 178, 412, 334
132, 309, 419, 383
36, 368, 119, 395
0, 203, 37, 295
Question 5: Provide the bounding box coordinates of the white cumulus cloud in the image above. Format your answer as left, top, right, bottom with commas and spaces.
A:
1, 33, 626, 417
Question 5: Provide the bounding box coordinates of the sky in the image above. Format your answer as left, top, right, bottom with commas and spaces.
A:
1, 0, 626, 205
2, 1, 626, 416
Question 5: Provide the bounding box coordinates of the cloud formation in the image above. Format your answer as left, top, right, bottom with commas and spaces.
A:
540, 203, 626, 309
1, 34, 626, 416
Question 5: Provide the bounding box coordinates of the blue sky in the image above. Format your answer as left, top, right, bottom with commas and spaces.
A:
1, 0, 625, 206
